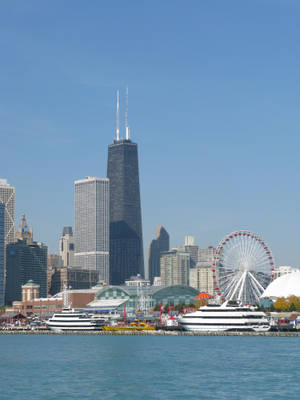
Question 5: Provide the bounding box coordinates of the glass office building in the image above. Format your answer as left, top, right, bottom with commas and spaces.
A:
5, 239, 47, 304
148, 226, 169, 284
107, 139, 144, 285
0, 179, 15, 245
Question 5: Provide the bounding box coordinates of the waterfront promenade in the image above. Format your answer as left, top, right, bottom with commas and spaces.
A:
1, 328, 299, 337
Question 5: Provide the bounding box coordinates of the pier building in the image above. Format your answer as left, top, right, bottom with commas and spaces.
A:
88, 285, 199, 314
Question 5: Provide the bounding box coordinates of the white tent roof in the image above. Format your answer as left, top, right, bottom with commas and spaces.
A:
261, 270, 300, 299
87, 298, 127, 309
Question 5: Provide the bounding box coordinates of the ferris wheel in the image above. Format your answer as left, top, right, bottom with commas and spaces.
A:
212, 230, 275, 305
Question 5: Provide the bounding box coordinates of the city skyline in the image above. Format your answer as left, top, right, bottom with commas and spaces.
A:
1, 2, 300, 266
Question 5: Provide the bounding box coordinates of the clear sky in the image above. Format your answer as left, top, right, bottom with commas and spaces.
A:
0, 1, 299, 267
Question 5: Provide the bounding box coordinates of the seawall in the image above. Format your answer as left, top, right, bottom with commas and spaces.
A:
0, 329, 299, 337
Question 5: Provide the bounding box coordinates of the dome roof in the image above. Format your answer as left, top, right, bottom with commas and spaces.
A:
23, 279, 39, 287
261, 271, 300, 299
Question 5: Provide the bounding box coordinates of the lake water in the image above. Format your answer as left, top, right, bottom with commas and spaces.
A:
0, 335, 299, 399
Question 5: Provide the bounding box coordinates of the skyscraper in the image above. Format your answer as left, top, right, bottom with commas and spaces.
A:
0, 203, 5, 305
0, 179, 15, 245
198, 246, 216, 267
148, 226, 169, 284
59, 226, 75, 267
189, 246, 216, 295
160, 249, 190, 286
107, 89, 144, 285
74, 177, 109, 283
5, 239, 47, 304
179, 236, 199, 268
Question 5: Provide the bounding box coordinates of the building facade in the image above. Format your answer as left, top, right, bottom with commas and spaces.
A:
21, 279, 40, 302
0, 203, 5, 305
189, 246, 217, 295
107, 137, 144, 285
90, 285, 200, 314
59, 226, 75, 267
148, 225, 169, 284
49, 267, 102, 296
47, 254, 62, 268
198, 246, 216, 267
74, 177, 109, 283
273, 266, 298, 280
15, 214, 33, 244
0, 179, 15, 245
189, 265, 216, 295
160, 249, 190, 286
179, 236, 199, 268
125, 274, 150, 287
9, 297, 63, 317
5, 239, 47, 304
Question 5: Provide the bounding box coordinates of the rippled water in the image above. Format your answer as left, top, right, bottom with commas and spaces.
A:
0, 335, 299, 399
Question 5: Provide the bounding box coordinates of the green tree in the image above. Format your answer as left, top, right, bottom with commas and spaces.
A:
153, 304, 161, 312
289, 303, 296, 312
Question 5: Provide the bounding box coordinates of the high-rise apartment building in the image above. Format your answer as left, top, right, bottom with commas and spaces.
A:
189, 265, 216, 295
47, 254, 62, 268
74, 177, 109, 283
148, 226, 169, 284
179, 236, 199, 268
5, 239, 47, 304
0, 179, 15, 244
189, 246, 217, 295
107, 89, 144, 285
198, 246, 216, 267
59, 226, 75, 267
0, 203, 5, 305
160, 249, 190, 286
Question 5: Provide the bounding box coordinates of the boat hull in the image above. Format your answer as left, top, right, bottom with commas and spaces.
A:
180, 324, 270, 332
102, 325, 155, 332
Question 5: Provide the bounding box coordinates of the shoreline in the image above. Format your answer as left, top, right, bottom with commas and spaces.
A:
1, 329, 299, 337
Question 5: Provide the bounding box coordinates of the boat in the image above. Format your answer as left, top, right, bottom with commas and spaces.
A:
178, 301, 270, 332
46, 308, 105, 332
102, 320, 155, 332
156, 315, 183, 331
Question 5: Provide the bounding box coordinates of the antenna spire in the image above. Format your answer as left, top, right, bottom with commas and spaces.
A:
125, 85, 130, 140
116, 90, 120, 140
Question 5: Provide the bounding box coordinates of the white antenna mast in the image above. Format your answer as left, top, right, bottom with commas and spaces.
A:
125, 85, 130, 140
116, 90, 120, 140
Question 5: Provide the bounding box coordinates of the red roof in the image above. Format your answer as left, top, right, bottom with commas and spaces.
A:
194, 292, 212, 300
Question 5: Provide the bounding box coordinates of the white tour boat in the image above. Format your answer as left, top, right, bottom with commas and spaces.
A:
46, 309, 105, 332
178, 302, 270, 332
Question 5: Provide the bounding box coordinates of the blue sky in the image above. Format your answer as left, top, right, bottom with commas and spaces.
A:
0, 1, 299, 267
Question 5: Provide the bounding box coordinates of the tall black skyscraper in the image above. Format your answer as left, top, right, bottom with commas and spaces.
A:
107, 89, 144, 285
